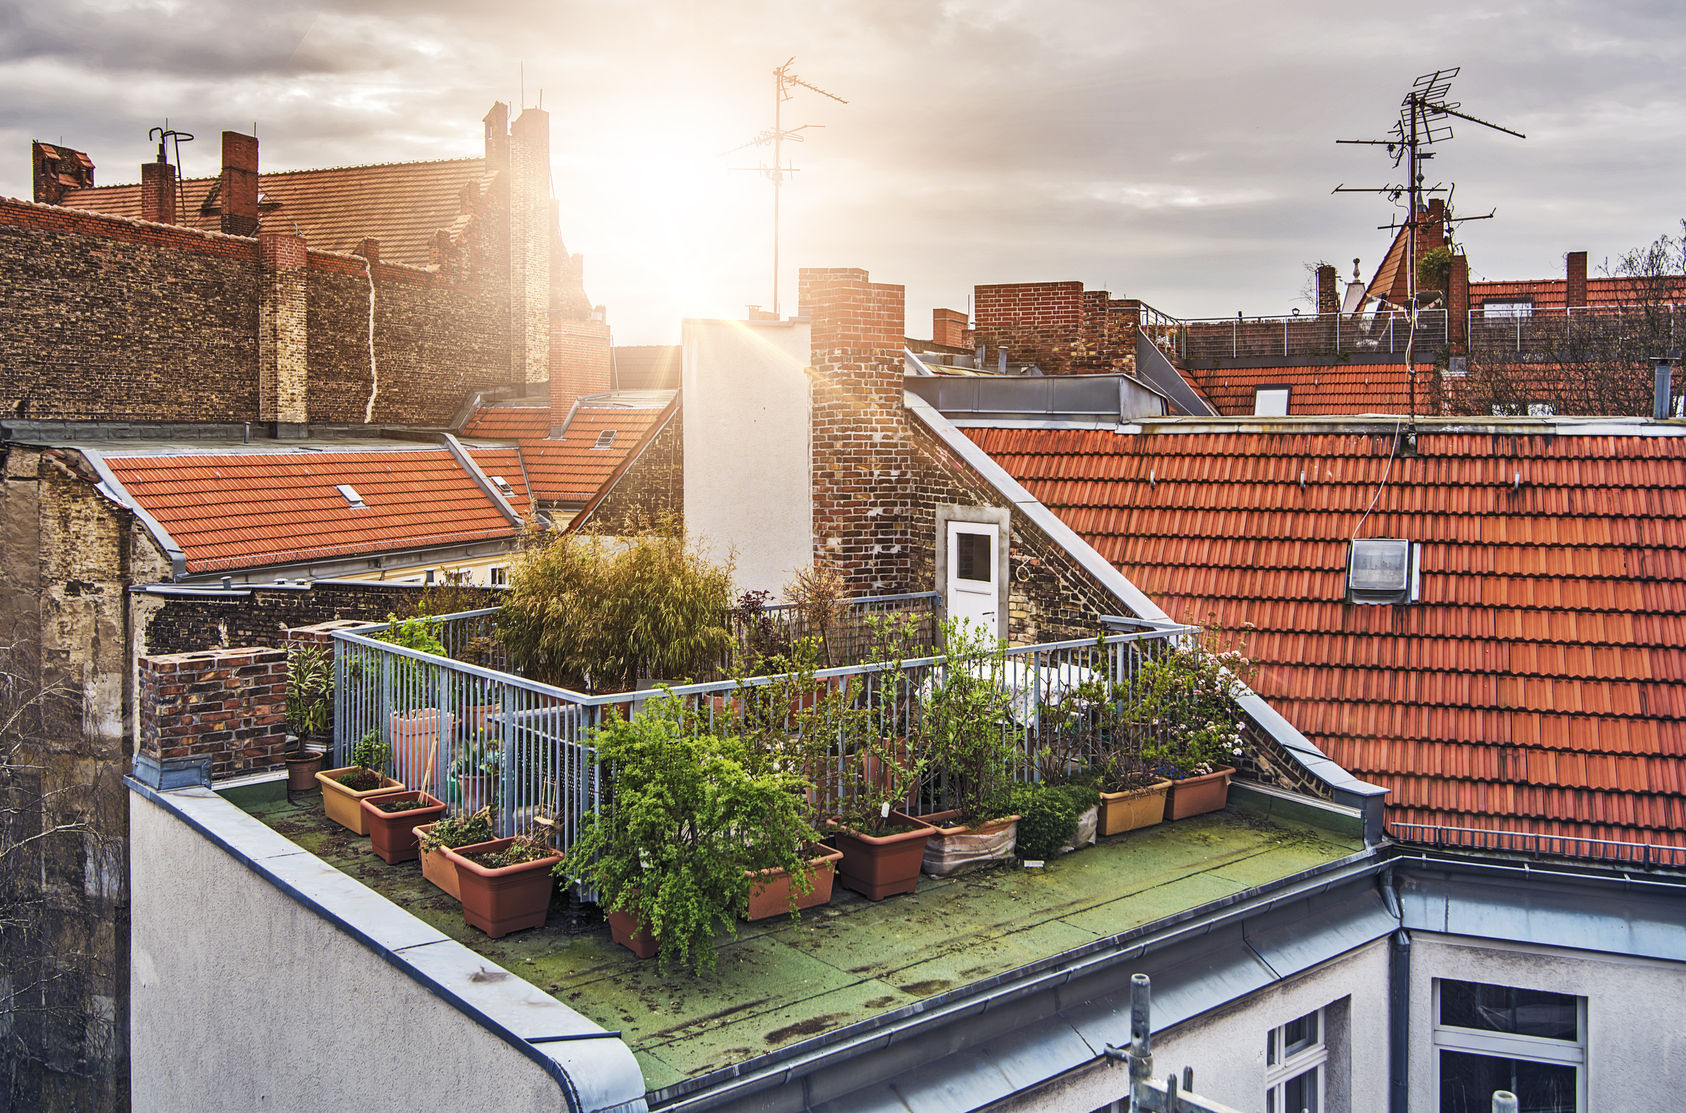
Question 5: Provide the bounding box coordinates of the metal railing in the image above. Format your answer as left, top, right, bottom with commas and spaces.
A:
331, 612, 1194, 856
725, 591, 940, 669
1179, 310, 1447, 361
1466, 303, 1683, 356
1390, 822, 1686, 869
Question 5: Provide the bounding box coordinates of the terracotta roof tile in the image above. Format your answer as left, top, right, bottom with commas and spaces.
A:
461, 405, 552, 441
1180, 362, 1436, 417
463, 445, 534, 519
519, 405, 670, 507
967, 423, 1686, 859
58, 158, 491, 265
104, 447, 518, 573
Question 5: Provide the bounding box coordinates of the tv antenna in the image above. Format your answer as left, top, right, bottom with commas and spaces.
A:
724, 58, 847, 317
1333, 67, 1524, 420
148, 123, 194, 226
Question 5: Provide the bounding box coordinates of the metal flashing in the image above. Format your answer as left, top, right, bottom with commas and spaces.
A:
76, 447, 189, 578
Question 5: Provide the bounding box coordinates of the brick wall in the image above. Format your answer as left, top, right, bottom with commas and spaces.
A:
550, 318, 612, 421
972, 280, 1139, 376
138, 647, 289, 779
574, 407, 684, 533
932, 307, 969, 348
800, 267, 914, 594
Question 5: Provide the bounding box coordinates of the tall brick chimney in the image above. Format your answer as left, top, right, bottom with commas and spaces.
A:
219, 131, 259, 237
508, 108, 553, 385
800, 266, 911, 594
1316, 264, 1339, 315
550, 318, 612, 424
257, 226, 309, 436
932, 308, 968, 348
1448, 253, 1469, 348
483, 102, 511, 175
140, 143, 177, 225
1566, 250, 1588, 310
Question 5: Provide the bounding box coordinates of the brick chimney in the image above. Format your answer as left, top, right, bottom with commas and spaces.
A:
1566, 250, 1588, 310
800, 266, 911, 594
31, 140, 94, 205
932, 308, 968, 348
1448, 253, 1469, 347
483, 102, 510, 176
550, 318, 612, 424
219, 131, 259, 237
1316, 264, 1339, 315
257, 226, 309, 436
140, 147, 177, 225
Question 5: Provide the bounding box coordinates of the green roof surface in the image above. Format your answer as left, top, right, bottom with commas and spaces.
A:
227, 780, 1361, 1097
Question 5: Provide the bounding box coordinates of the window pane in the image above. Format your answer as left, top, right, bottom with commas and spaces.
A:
1284, 1010, 1318, 1054
955, 532, 991, 583
1440, 981, 1579, 1041
1282, 1066, 1319, 1113
1439, 1051, 1575, 1113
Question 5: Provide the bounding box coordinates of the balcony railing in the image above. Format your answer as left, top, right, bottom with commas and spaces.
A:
1390, 822, 1686, 869
1465, 304, 1683, 356
1175, 311, 1447, 362
331, 609, 1194, 855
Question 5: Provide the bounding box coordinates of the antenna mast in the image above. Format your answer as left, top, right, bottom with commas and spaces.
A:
725, 58, 847, 317
1334, 67, 1524, 421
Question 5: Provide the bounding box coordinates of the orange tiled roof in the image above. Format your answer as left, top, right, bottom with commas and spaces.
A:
58, 158, 491, 265
104, 447, 518, 573
521, 406, 670, 506
463, 445, 534, 519
1184, 363, 1435, 416
966, 423, 1686, 858
461, 405, 552, 442
1469, 275, 1686, 310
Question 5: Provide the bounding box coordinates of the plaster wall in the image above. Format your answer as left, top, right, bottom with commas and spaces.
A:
1406, 934, 1686, 1113
129, 785, 646, 1112
994, 941, 1390, 1113
681, 318, 812, 595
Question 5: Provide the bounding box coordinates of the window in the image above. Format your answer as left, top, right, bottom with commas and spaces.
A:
1434, 979, 1585, 1113
953, 530, 992, 584
334, 483, 367, 509
592, 429, 617, 450
1348, 539, 1416, 604
1482, 299, 1534, 319
489, 565, 508, 587
1254, 386, 1291, 417
490, 474, 516, 497
1267, 1007, 1328, 1113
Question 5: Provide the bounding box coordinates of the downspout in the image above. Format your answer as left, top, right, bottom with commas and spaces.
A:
362, 256, 380, 424
1382, 868, 1410, 1113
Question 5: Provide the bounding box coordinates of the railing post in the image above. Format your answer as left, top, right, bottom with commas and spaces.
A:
1129, 973, 1153, 1101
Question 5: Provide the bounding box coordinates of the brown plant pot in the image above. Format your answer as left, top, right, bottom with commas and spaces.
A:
316, 767, 405, 835
284, 749, 325, 793
919, 811, 1020, 877
1057, 804, 1100, 854
829, 812, 937, 900
413, 822, 463, 900
361, 791, 448, 864
1098, 778, 1173, 836
607, 907, 660, 959
744, 846, 845, 921
1164, 767, 1234, 820
444, 837, 563, 938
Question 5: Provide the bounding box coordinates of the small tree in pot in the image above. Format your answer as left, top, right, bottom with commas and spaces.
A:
283, 645, 333, 791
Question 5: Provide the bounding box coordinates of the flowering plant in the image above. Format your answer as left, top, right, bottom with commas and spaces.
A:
1132, 634, 1250, 779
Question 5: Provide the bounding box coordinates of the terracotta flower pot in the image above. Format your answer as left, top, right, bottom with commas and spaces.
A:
919, 811, 1020, 877
1098, 778, 1173, 836
360, 791, 447, 864
607, 907, 660, 959
284, 749, 324, 793
316, 767, 405, 835
830, 812, 937, 900
1164, 767, 1234, 820
443, 837, 563, 938
413, 822, 463, 900
744, 845, 845, 921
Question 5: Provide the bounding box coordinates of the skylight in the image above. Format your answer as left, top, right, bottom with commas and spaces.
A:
335, 483, 367, 509
1348, 539, 1412, 604
592, 430, 617, 450
490, 475, 516, 497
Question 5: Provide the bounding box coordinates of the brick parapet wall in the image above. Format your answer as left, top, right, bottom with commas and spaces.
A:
973, 280, 1137, 376
138, 646, 289, 779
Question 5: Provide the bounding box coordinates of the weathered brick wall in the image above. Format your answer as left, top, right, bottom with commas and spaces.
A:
973, 280, 1138, 376
550, 318, 612, 421
801, 267, 914, 595
137, 647, 289, 779
0, 199, 261, 421
574, 408, 683, 533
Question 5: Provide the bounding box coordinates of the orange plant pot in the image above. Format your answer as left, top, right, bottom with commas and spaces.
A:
1164, 767, 1233, 820
830, 812, 936, 901
1098, 779, 1173, 836
744, 846, 845, 921
361, 791, 447, 864
316, 767, 404, 835
443, 837, 563, 939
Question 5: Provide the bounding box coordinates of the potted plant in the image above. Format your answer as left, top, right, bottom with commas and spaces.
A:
283, 645, 333, 792
316, 729, 404, 834
414, 807, 496, 900
914, 622, 1022, 876
1135, 640, 1248, 821
558, 694, 819, 972
449, 735, 503, 816
444, 832, 563, 938
360, 790, 448, 864
1048, 676, 1173, 836
1007, 782, 1081, 863
1027, 695, 1104, 850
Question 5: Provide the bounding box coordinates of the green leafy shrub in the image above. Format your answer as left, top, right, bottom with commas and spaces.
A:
284, 645, 333, 740
417, 807, 495, 852
559, 695, 819, 974
918, 621, 1022, 825
1009, 782, 1080, 861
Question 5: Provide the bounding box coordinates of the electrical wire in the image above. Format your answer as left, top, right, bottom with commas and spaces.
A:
1351, 416, 1405, 541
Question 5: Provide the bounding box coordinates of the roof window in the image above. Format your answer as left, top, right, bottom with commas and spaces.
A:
490, 475, 516, 497
592, 430, 617, 450
1348, 539, 1416, 604
335, 484, 367, 509
1253, 386, 1291, 417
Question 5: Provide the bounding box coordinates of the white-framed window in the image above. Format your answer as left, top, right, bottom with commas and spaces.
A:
1266, 1007, 1328, 1113
489, 565, 508, 587
1254, 386, 1291, 417
1433, 979, 1586, 1113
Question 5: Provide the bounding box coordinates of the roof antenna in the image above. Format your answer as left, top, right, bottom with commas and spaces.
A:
149, 123, 194, 225
723, 58, 848, 318
1334, 68, 1524, 424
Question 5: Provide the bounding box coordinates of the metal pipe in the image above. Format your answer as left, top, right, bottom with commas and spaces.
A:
1390, 924, 1412, 1113
1492, 1093, 1518, 1113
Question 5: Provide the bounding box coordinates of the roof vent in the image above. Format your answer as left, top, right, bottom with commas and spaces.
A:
335, 483, 367, 509
1349, 539, 1413, 604
592, 430, 617, 450
490, 474, 516, 497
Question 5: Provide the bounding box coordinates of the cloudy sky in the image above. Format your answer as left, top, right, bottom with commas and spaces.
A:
4, 0, 1684, 344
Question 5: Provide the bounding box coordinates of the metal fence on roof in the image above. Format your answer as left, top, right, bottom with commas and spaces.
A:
1389, 821, 1686, 869
1176, 310, 1448, 362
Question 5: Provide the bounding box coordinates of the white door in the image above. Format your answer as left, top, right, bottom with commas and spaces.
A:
946, 521, 1000, 636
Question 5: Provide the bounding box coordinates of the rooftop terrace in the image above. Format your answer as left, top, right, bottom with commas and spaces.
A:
225, 778, 1363, 1104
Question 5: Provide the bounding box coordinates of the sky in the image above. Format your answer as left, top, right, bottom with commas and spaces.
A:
4, 0, 1685, 346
